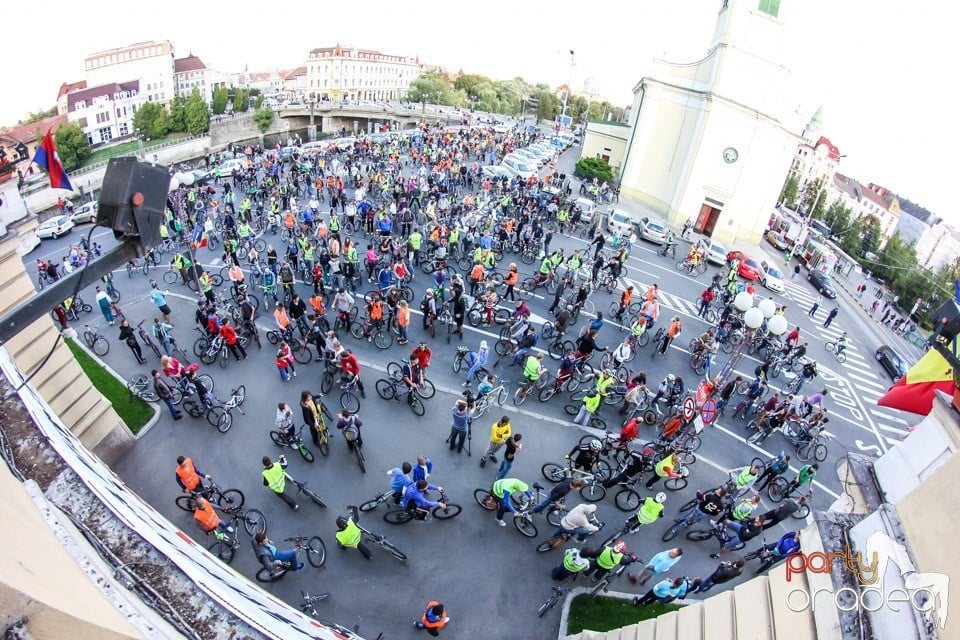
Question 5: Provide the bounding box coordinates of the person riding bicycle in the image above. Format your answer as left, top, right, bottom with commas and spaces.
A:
683, 487, 726, 525
554, 305, 573, 338
365, 292, 385, 335
639, 298, 660, 328
481, 285, 499, 325
275, 402, 296, 442
555, 503, 601, 542
733, 379, 768, 415
728, 463, 762, 498
652, 373, 684, 406
511, 326, 539, 365
337, 410, 364, 453
582, 540, 638, 581
662, 231, 676, 255
552, 547, 592, 582
537, 253, 553, 284
521, 352, 546, 389
615, 286, 634, 321
755, 531, 801, 573
462, 340, 490, 386
491, 477, 530, 527
630, 492, 667, 529
798, 360, 819, 389
334, 505, 374, 559
658, 315, 682, 355
575, 329, 605, 361
836, 332, 850, 355
568, 439, 604, 473
253, 531, 304, 573
401, 356, 422, 402
193, 496, 233, 537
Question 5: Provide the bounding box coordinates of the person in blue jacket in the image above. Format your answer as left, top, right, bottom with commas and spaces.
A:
403, 480, 447, 520
413, 456, 433, 484
462, 341, 489, 386
388, 461, 413, 505
756, 531, 801, 573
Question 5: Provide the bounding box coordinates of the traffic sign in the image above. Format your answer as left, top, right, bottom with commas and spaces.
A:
682, 397, 696, 421
701, 399, 718, 425
696, 380, 713, 405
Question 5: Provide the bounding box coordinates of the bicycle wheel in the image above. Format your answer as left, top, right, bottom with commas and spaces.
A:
595, 460, 612, 481
360, 493, 390, 512
375, 379, 396, 400
665, 476, 688, 491
662, 520, 685, 542
380, 538, 408, 563
546, 507, 564, 527
812, 443, 828, 462
255, 566, 287, 583
242, 508, 267, 536
563, 404, 579, 416
409, 395, 426, 416
415, 379, 436, 399
685, 529, 715, 541
383, 509, 416, 525
306, 536, 326, 567
209, 539, 235, 564
386, 362, 404, 381
580, 483, 606, 502
767, 477, 789, 502
82, 330, 95, 348
541, 463, 566, 483
91, 336, 110, 356
473, 488, 498, 510
793, 503, 811, 519
215, 490, 243, 511
513, 385, 531, 405
175, 494, 198, 512
340, 391, 360, 413
354, 447, 366, 473
433, 503, 462, 520
746, 430, 768, 445
163, 269, 179, 285
514, 515, 538, 538
207, 406, 227, 428
298, 443, 316, 463
214, 410, 233, 433
614, 489, 642, 512
292, 344, 312, 364
320, 372, 334, 394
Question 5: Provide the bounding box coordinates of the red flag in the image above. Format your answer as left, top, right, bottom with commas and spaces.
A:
32, 129, 73, 191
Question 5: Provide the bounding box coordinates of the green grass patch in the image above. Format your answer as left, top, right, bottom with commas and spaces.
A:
567, 595, 681, 634
80, 133, 189, 170
65, 339, 154, 435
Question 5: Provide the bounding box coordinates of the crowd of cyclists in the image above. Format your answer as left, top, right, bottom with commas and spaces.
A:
93, 117, 843, 630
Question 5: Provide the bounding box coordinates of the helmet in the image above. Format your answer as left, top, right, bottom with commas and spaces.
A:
566, 305, 574, 312
666, 373, 676, 383
510, 262, 517, 269
612, 541, 627, 553
589, 439, 603, 452
480, 340, 488, 350
655, 492, 667, 504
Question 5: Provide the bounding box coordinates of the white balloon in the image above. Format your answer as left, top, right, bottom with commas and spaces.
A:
179, 171, 195, 186
767, 314, 789, 336
169, 177, 181, 191
734, 291, 754, 312
744, 307, 764, 330
757, 298, 776, 319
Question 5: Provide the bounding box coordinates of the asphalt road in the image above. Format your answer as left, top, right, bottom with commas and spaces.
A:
20, 146, 920, 640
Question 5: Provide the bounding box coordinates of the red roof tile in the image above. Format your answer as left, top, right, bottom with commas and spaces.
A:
815, 136, 841, 161
174, 54, 206, 73
0, 114, 68, 144
57, 80, 86, 100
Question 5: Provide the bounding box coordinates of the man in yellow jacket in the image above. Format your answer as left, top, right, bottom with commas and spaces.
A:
479, 416, 511, 468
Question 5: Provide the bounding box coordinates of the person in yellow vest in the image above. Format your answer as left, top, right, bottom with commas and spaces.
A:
261, 455, 299, 510
551, 547, 592, 581
335, 505, 373, 560
624, 492, 667, 533
414, 600, 449, 636
479, 416, 511, 468
645, 452, 682, 490
581, 540, 638, 581
193, 496, 233, 538
573, 388, 601, 426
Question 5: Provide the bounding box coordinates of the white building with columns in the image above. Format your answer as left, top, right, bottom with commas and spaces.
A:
83, 40, 175, 109
304, 45, 423, 102
612, 0, 806, 245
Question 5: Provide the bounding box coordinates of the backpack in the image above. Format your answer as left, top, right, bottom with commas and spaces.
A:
420, 296, 431, 313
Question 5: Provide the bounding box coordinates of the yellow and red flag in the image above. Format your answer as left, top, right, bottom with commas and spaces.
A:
878, 340, 957, 415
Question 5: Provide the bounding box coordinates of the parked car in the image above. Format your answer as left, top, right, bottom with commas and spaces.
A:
765, 230, 790, 251
704, 242, 727, 266
334, 137, 356, 151
36, 215, 75, 240
482, 165, 513, 180
70, 201, 99, 225
640, 219, 668, 245
501, 157, 537, 180
511, 149, 542, 167
726, 250, 762, 281
606, 210, 636, 238
758, 260, 785, 293
875, 345, 907, 380
574, 197, 597, 222
216, 158, 247, 177
807, 270, 838, 299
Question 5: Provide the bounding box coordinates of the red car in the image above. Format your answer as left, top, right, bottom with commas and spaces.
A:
726, 251, 762, 281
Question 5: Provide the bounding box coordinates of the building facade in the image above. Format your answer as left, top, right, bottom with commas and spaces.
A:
827, 174, 902, 244
66, 82, 144, 146
789, 108, 843, 190
84, 41, 175, 109
895, 210, 960, 272
611, 0, 805, 245
305, 45, 422, 102
174, 54, 212, 103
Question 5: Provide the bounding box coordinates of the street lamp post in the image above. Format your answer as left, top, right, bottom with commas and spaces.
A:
714, 293, 788, 390
560, 49, 575, 128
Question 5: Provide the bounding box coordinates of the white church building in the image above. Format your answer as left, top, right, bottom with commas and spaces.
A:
593, 0, 808, 245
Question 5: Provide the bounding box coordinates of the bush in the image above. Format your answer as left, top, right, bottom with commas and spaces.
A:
575, 157, 614, 182
253, 107, 274, 134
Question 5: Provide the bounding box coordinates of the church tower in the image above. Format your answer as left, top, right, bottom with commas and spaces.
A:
802, 105, 824, 146
613, 0, 805, 245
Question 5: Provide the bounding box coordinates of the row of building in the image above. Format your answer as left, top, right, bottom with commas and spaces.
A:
1, 40, 435, 161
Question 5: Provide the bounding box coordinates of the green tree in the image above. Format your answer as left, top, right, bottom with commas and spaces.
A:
254, 94, 264, 109
53, 122, 90, 172
875, 232, 917, 284
823, 198, 851, 237
536, 90, 560, 122
406, 72, 455, 106
167, 95, 187, 132
454, 73, 493, 96
184, 88, 210, 136
839, 216, 864, 257
800, 178, 827, 218
212, 88, 229, 115
235, 88, 250, 112
860, 215, 882, 257
779, 175, 799, 208
586, 102, 604, 120
574, 157, 614, 182
21, 106, 57, 124
132, 102, 168, 140
253, 107, 274, 134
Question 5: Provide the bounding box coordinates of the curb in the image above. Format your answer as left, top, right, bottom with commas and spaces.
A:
557, 586, 693, 638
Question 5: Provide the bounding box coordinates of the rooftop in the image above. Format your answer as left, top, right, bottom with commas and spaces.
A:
57, 80, 86, 101
174, 54, 206, 74
67, 81, 140, 112
0, 114, 67, 145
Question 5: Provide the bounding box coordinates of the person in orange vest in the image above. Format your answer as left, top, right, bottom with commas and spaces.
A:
193, 496, 233, 537
502, 263, 518, 302
175, 456, 209, 493
414, 601, 449, 636
469, 261, 484, 297
366, 293, 385, 336
397, 299, 411, 345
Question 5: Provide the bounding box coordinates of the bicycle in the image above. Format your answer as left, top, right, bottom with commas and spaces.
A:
375, 377, 426, 416
205, 385, 246, 433
359, 489, 398, 512
513, 373, 548, 406
561, 402, 607, 430
588, 561, 634, 597
136, 320, 163, 359
536, 513, 604, 553
284, 473, 326, 508
207, 504, 268, 564
174, 479, 244, 512
338, 376, 362, 413
473, 484, 559, 537
383, 490, 462, 524
824, 340, 848, 363
675, 258, 707, 275
254, 535, 327, 582
540, 462, 611, 502
685, 520, 745, 553
82, 324, 110, 356
270, 425, 316, 462
127, 373, 165, 403
537, 579, 576, 617
452, 346, 490, 381
353, 521, 408, 564
299, 590, 332, 618
765, 480, 813, 520
350, 317, 393, 349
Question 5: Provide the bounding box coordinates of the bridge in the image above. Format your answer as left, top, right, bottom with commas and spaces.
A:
275, 102, 463, 138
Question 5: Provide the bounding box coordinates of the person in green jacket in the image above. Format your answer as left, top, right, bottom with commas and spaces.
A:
492, 477, 530, 526
788, 463, 818, 495
574, 389, 601, 427
335, 505, 373, 559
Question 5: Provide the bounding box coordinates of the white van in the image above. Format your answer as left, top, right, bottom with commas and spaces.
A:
574, 197, 597, 222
